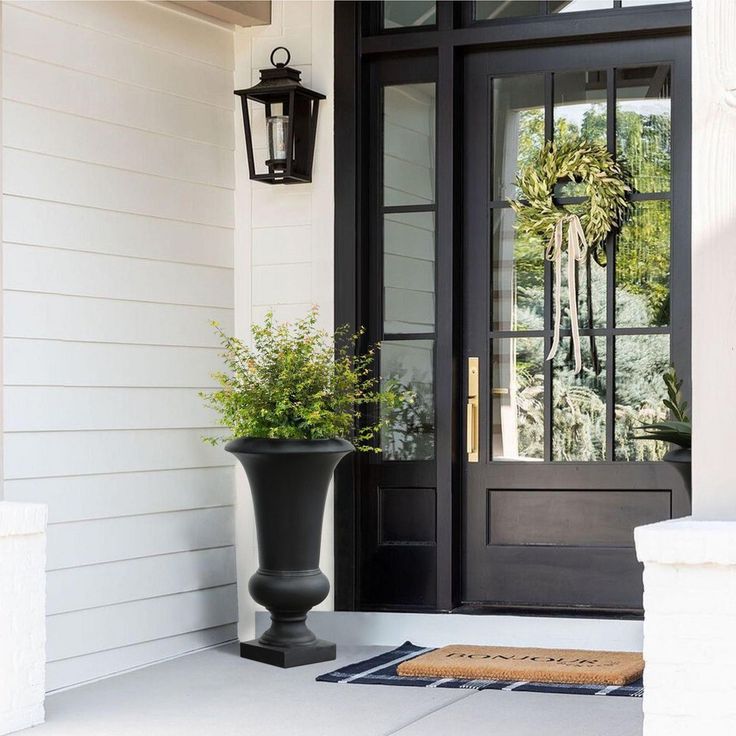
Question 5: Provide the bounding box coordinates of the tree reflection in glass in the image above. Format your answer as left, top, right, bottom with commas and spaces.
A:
615, 335, 669, 460
380, 340, 435, 460
553, 339, 607, 461
492, 338, 544, 460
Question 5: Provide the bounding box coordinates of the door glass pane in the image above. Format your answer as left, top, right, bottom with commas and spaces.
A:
493, 74, 545, 201
493, 211, 606, 333
553, 69, 607, 199
554, 70, 607, 150
559, 248, 607, 329
475, 1, 541, 21
384, 84, 436, 206
383, 1, 436, 28
492, 337, 544, 460
550, 0, 612, 11
614, 334, 669, 461
616, 200, 670, 327
553, 338, 607, 461
384, 212, 435, 334
492, 208, 544, 331
381, 340, 435, 460
617, 66, 671, 193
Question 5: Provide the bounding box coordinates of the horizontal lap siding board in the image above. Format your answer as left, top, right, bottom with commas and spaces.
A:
4, 387, 219, 431
45, 625, 238, 693
4, 429, 228, 485
2, 4, 232, 107
46, 508, 235, 571
4, 291, 233, 345
4, 148, 233, 228
2, 1, 237, 690
4, 244, 233, 308
46, 585, 239, 661
4, 341, 224, 387
3, 197, 234, 268
3, 53, 233, 147
46, 547, 238, 615
4, 101, 235, 189
6, 467, 234, 523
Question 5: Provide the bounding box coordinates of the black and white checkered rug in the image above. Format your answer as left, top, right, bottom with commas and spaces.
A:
317, 641, 643, 697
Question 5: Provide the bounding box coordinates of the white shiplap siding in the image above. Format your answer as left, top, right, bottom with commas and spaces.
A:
2, 1, 237, 691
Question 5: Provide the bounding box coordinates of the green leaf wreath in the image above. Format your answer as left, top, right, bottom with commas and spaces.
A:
510, 138, 630, 263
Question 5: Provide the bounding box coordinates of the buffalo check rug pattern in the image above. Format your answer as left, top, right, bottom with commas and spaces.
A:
316, 642, 644, 697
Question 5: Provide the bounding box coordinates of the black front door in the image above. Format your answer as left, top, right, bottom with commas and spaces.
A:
462, 38, 691, 612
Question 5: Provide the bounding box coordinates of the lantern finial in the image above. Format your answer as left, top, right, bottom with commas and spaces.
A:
270, 46, 291, 69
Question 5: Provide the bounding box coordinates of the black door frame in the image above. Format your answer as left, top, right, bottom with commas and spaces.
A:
334, 0, 692, 613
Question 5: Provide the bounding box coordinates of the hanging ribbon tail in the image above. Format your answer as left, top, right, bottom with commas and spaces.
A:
567, 215, 589, 375
544, 215, 590, 374
545, 218, 564, 365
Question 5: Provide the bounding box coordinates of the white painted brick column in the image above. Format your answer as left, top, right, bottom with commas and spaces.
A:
0, 502, 47, 735
636, 518, 736, 736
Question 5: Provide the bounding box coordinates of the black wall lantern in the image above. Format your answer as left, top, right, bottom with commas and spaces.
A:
235, 47, 326, 184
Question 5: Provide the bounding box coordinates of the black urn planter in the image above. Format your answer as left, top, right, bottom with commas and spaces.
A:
664, 447, 691, 499
226, 437, 353, 668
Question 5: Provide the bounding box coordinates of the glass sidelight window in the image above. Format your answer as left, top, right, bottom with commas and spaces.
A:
490, 66, 672, 462
381, 340, 435, 460
379, 82, 437, 460
383, 84, 436, 207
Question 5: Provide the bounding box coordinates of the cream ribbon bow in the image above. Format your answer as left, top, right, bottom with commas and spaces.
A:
545, 214, 589, 375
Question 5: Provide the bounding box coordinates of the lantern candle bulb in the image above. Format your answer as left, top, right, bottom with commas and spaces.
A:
267, 115, 289, 168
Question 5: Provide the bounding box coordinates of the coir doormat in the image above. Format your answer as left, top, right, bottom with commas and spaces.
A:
316, 642, 643, 697
397, 644, 643, 686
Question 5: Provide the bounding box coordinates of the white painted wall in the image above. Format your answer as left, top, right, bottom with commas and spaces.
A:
232, 0, 335, 641
0, 503, 47, 734
2, 1, 238, 690
691, 0, 736, 520
0, 3, 3, 500
637, 519, 736, 735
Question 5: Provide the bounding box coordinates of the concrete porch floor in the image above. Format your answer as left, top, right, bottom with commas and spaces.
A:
23, 643, 643, 736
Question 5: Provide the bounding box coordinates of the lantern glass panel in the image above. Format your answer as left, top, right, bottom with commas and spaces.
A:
267, 115, 290, 166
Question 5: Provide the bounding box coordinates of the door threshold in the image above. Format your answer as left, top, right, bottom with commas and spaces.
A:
256, 610, 643, 651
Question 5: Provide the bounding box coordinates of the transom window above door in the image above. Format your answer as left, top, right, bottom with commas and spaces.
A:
474, 0, 678, 21
377, 0, 689, 31
490, 65, 672, 463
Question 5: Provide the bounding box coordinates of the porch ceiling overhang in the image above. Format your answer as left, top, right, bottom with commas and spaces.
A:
163, 0, 271, 27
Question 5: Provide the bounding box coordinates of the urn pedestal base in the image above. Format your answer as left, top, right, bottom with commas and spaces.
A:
240, 638, 336, 668
226, 437, 353, 670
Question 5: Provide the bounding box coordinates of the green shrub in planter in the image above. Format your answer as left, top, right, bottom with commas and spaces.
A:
201, 307, 406, 450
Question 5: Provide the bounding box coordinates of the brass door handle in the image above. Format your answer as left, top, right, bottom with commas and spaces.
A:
467, 357, 479, 462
